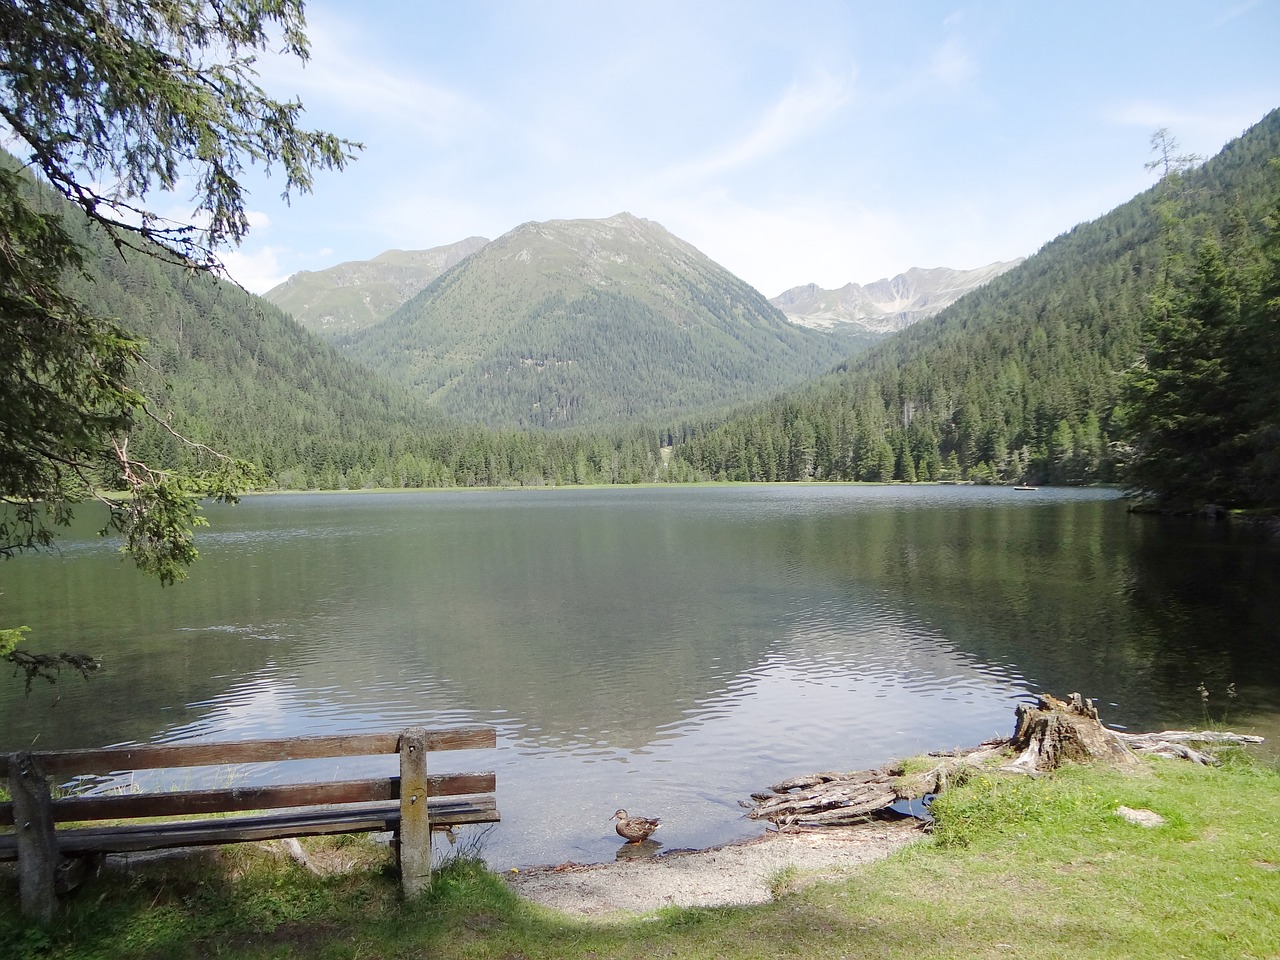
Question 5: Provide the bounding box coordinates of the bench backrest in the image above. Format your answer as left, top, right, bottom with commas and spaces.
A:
0, 725, 496, 828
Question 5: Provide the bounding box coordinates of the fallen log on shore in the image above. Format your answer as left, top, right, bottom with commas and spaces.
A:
1111, 728, 1264, 765
748, 693, 1265, 828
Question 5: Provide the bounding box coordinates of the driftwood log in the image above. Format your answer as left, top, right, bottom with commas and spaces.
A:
1111, 729, 1264, 765
748, 693, 1264, 828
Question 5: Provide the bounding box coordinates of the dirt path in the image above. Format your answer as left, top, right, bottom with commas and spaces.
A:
505, 818, 924, 916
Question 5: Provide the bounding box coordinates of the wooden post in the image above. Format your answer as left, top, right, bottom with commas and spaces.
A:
398, 728, 431, 897
12, 752, 59, 925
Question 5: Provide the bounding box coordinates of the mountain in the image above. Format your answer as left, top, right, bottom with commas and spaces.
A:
262, 237, 490, 337
670, 108, 1280, 486
771, 260, 1023, 335
38, 101, 1278, 495
340, 212, 851, 429
48, 196, 673, 490
11, 159, 708, 490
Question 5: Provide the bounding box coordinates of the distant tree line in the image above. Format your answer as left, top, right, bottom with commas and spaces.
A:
663, 112, 1280, 496
30, 111, 1280, 501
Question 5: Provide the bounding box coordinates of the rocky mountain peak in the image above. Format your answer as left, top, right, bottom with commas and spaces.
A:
771, 260, 1024, 335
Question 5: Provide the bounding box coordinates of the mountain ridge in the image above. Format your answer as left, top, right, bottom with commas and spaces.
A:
20, 108, 1278, 493
771, 260, 1023, 335
671, 106, 1280, 486
263, 236, 490, 336
340, 211, 851, 429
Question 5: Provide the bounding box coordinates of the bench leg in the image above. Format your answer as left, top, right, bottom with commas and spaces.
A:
399, 728, 431, 896
11, 751, 60, 925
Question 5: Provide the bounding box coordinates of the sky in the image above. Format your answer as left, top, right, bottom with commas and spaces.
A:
203, 0, 1280, 297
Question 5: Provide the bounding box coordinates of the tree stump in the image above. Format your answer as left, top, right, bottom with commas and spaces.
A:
1004, 693, 1140, 773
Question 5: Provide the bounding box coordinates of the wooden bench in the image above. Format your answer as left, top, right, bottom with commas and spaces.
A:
1, 725, 498, 922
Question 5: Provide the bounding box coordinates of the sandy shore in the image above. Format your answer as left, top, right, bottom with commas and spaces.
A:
0, 818, 924, 919
504, 817, 925, 916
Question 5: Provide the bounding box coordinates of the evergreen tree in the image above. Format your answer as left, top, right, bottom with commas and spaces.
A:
1, 0, 355, 680
1121, 161, 1280, 508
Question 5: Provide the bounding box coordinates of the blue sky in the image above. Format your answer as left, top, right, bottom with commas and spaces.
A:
212, 0, 1280, 296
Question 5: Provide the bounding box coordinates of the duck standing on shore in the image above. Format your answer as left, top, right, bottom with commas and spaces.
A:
612, 808, 661, 843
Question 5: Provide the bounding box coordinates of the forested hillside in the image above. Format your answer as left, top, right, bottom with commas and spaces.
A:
340, 213, 850, 429
15, 173, 662, 491
668, 109, 1280, 486
262, 237, 490, 337
57, 214, 441, 489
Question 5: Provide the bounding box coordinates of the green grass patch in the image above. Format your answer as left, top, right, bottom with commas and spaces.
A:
3, 757, 1277, 959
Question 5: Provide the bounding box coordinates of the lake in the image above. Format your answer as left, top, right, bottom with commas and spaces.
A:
2, 485, 1278, 868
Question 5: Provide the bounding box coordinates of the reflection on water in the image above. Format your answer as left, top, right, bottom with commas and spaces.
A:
2, 485, 1278, 867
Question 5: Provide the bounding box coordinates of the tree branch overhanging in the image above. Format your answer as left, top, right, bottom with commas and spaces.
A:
0, 0, 360, 272
0, 1, 358, 681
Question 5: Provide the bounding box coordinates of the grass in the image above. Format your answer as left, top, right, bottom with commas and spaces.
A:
3, 755, 1278, 960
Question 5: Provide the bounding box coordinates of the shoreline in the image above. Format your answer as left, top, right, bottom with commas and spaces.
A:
503, 817, 925, 916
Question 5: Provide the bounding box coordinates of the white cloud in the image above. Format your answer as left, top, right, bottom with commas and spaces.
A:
261, 14, 483, 144
656, 198, 917, 296
652, 69, 855, 187
362, 191, 505, 251
928, 36, 978, 89
1105, 98, 1276, 157
220, 245, 291, 294
244, 208, 272, 231
182, 2, 1280, 304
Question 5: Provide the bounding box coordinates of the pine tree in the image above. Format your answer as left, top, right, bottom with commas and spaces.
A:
1, 1, 356, 576
2, 1, 354, 683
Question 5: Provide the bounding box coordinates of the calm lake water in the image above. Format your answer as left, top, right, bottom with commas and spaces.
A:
3, 485, 1278, 868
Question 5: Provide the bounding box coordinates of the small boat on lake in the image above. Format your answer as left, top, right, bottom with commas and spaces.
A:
1013, 485, 1038, 491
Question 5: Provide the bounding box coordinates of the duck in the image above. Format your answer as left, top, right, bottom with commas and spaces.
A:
611, 808, 661, 843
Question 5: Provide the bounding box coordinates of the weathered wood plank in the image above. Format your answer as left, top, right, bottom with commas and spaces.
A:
0, 726, 497, 778
0, 772, 495, 827
0, 725, 499, 888
398, 728, 432, 897
12, 752, 59, 925
0, 797, 499, 861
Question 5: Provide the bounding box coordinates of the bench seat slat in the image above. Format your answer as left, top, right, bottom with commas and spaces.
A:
0, 797, 499, 861
0, 772, 496, 828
